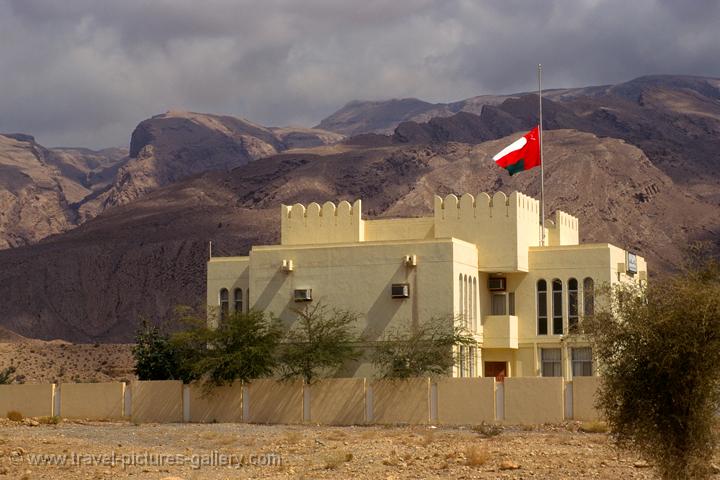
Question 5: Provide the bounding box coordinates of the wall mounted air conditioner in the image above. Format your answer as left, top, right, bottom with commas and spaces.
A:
404, 255, 417, 267
391, 283, 410, 298
282, 259, 294, 272
488, 277, 506, 291
294, 288, 312, 302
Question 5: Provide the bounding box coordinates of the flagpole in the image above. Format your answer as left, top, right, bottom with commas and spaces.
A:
538, 63, 546, 247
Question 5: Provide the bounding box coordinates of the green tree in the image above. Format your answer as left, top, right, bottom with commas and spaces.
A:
189, 309, 284, 387
132, 320, 180, 381
277, 303, 362, 383
584, 254, 720, 480
371, 317, 476, 378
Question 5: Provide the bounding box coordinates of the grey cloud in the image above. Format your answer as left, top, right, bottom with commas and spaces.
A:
0, 0, 718, 148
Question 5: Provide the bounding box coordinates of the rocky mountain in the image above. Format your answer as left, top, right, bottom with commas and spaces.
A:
0, 128, 717, 342
0, 133, 127, 249
80, 111, 344, 217
320, 75, 720, 199
0, 113, 344, 247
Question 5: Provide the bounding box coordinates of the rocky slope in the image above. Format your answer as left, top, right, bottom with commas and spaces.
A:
319, 75, 720, 199
0, 113, 344, 247
79, 111, 344, 218
0, 129, 716, 342
0, 134, 127, 249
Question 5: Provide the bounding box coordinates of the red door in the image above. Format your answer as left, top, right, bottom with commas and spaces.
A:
484, 361, 507, 382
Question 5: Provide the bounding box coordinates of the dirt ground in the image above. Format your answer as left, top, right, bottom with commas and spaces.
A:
0, 341, 135, 384
0, 420, 677, 479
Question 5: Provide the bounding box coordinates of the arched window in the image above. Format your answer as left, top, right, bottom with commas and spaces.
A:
472, 277, 478, 331
568, 278, 579, 333
552, 279, 563, 335
234, 288, 243, 313
583, 277, 595, 316
458, 274, 464, 325
219, 288, 229, 321
537, 280, 547, 335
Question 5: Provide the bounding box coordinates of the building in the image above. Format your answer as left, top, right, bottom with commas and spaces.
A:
207, 191, 647, 380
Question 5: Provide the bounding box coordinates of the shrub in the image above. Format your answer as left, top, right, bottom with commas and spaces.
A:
372, 317, 476, 378
0, 366, 16, 384
585, 250, 720, 480
277, 303, 362, 383
472, 421, 503, 438
464, 444, 490, 466
38, 416, 61, 425
579, 420, 608, 434
7, 411, 23, 422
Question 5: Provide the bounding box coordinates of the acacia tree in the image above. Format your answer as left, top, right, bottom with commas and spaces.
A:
276, 303, 362, 383
584, 254, 720, 480
372, 317, 476, 378
133, 320, 181, 381
184, 309, 284, 387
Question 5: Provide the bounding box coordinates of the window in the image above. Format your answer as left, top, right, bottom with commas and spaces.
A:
219, 288, 229, 321
472, 277, 478, 331
568, 278, 579, 333
459, 345, 466, 377
541, 348, 562, 377
552, 279, 563, 335
583, 278, 595, 316
469, 346, 476, 377
508, 292, 516, 316
458, 275, 464, 325
234, 288, 243, 313
572, 347, 593, 376
491, 293, 506, 315
537, 280, 548, 335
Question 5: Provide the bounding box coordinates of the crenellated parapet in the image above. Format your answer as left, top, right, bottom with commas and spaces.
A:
546, 210, 579, 246
281, 199, 364, 245
434, 191, 542, 272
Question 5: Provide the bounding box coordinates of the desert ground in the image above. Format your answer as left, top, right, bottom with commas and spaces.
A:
0, 420, 675, 479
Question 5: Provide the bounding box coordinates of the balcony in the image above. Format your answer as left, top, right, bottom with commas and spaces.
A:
482, 315, 519, 349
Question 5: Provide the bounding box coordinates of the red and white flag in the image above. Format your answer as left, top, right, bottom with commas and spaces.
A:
492, 126, 541, 176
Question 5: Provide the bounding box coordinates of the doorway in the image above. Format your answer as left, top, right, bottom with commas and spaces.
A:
484, 361, 507, 382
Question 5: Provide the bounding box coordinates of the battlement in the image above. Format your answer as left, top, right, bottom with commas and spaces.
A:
546, 210, 579, 246
433, 191, 539, 221
281, 199, 364, 245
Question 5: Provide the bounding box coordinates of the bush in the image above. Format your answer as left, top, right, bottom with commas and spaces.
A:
179, 309, 284, 387
277, 303, 362, 383
7, 411, 23, 422
372, 317, 476, 378
585, 252, 720, 480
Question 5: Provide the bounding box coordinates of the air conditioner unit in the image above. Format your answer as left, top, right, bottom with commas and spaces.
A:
488, 277, 506, 291
404, 255, 417, 267
293, 288, 312, 302
282, 259, 294, 272
391, 283, 410, 298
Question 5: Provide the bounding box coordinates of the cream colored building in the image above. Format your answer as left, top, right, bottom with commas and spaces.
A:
207, 191, 647, 380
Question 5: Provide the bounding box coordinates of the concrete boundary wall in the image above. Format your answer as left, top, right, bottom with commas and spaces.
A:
372, 378, 430, 424
0, 377, 606, 425
131, 380, 183, 423
0, 384, 55, 417
60, 382, 125, 419
572, 377, 602, 421
435, 378, 495, 425
504, 377, 564, 424
188, 382, 243, 423
308, 378, 366, 425
245, 379, 303, 424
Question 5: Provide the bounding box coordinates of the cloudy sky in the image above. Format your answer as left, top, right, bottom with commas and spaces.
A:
1, 0, 719, 148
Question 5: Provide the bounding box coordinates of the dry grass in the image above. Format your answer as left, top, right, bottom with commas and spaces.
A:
472, 421, 503, 438
418, 428, 435, 446
465, 444, 491, 466
37, 416, 61, 425
6, 410, 22, 422
323, 451, 353, 469
579, 420, 609, 433
283, 430, 303, 444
